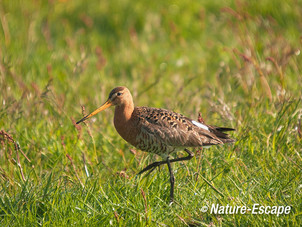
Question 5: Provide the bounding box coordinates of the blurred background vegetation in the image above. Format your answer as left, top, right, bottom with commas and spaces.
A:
0, 0, 301, 225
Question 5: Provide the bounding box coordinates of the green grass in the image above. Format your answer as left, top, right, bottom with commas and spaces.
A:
1, 0, 302, 226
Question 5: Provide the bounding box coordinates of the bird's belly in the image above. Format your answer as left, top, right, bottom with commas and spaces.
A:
135, 134, 177, 157
136, 142, 174, 156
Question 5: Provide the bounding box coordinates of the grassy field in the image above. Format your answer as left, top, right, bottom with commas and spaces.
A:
1, 0, 302, 226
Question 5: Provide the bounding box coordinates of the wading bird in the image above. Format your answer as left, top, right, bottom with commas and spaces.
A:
76, 86, 234, 202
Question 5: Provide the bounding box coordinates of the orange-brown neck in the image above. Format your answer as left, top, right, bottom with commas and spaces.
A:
113, 100, 137, 146
114, 102, 134, 124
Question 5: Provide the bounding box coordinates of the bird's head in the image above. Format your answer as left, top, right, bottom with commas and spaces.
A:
107, 86, 132, 106
76, 86, 131, 124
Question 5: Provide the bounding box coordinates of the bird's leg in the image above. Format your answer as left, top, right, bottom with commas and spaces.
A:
137, 160, 167, 176
168, 148, 194, 163
166, 157, 174, 203
137, 149, 194, 202
138, 149, 194, 176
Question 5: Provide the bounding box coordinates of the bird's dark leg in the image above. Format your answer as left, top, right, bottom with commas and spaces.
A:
137, 149, 194, 202
169, 148, 194, 163
137, 160, 167, 176
166, 157, 174, 202
138, 149, 194, 176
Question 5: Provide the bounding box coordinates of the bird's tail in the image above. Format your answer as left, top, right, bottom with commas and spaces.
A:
212, 126, 235, 144
215, 127, 235, 132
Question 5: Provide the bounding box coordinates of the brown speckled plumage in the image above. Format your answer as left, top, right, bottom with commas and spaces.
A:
77, 86, 235, 202
132, 107, 233, 156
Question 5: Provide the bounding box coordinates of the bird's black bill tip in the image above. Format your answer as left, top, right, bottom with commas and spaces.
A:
76, 117, 87, 124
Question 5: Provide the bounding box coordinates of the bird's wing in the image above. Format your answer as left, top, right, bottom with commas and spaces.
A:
134, 107, 226, 147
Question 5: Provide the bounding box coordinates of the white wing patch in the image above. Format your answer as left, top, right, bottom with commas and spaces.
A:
192, 120, 209, 131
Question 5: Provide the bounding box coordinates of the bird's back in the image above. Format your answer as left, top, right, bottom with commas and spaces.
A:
132, 107, 234, 156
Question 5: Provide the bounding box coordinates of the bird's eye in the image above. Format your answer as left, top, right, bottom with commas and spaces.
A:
117, 92, 122, 96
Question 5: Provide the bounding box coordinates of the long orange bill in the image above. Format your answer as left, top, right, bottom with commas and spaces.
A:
76, 100, 112, 124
